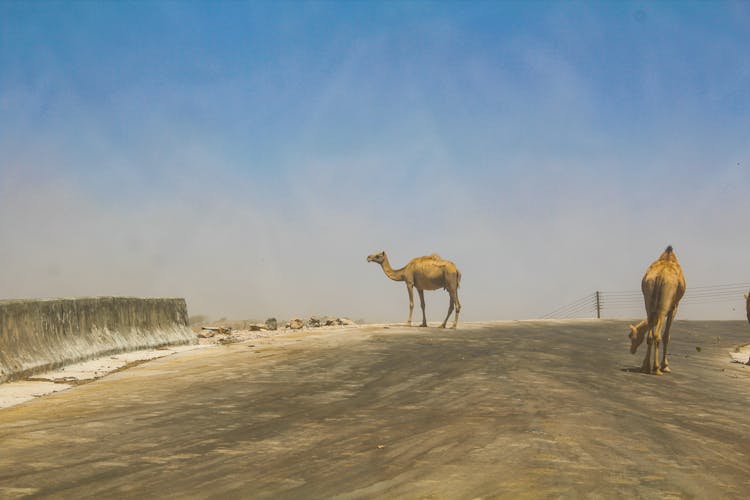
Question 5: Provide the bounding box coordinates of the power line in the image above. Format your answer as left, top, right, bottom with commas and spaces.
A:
541, 293, 596, 319
541, 282, 750, 319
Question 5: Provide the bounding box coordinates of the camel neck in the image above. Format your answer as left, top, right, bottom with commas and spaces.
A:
381, 256, 406, 282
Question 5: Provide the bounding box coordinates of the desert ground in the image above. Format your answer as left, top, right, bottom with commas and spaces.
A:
1, 319, 750, 498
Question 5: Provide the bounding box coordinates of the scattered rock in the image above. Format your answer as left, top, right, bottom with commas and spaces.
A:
202, 326, 231, 334
201, 316, 357, 337
306, 316, 355, 328
322, 316, 341, 326
308, 317, 322, 328
198, 326, 233, 339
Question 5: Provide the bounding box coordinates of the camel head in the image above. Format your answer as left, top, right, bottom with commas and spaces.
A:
367, 251, 386, 264
628, 321, 648, 354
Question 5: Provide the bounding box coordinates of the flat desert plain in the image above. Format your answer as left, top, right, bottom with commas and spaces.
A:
1, 320, 750, 499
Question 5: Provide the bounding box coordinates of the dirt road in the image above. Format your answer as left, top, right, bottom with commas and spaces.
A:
2, 320, 750, 498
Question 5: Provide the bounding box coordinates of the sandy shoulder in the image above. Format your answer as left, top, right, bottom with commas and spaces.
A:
0, 323, 360, 410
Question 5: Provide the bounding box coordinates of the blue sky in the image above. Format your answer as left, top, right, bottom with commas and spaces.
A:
1, 1, 749, 321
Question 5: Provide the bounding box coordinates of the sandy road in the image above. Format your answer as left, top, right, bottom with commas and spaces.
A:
1, 320, 750, 499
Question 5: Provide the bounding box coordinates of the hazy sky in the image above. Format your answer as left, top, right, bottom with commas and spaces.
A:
1, 1, 749, 321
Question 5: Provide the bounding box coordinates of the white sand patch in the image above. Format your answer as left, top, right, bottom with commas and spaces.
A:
0, 380, 72, 409
730, 344, 750, 365
36, 345, 207, 382
0, 344, 208, 410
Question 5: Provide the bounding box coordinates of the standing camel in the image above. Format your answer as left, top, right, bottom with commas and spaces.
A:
744, 292, 750, 364
628, 246, 686, 375
366, 251, 461, 328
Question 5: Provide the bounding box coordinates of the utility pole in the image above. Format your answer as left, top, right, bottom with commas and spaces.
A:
595, 291, 601, 319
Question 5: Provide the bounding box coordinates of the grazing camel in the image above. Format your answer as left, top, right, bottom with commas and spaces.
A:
628, 246, 686, 375
366, 251, 461, 328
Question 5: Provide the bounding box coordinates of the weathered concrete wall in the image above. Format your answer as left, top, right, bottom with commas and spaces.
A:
0, 297, 196, 383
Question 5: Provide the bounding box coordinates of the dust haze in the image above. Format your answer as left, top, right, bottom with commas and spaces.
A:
2, 156, 748, 322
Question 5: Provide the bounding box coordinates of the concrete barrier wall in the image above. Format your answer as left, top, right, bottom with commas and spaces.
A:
0, 297, 196, 383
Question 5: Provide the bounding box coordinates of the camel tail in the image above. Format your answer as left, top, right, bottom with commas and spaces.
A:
647, 275, 679, 325
645, 276, 664, 317
645, 278, 666, 339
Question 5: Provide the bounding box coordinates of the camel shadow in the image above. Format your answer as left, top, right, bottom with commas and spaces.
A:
620, 366, 667, 374
621, 366, 645, 373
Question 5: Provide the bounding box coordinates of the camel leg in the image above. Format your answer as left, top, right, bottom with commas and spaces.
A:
641, 336, 653, 373
441, 297, 454, 328
652, 338, 662, 375
660, 308, 676, 373
452, 289, 461, 329
406, 283, 414, 327
641, 310, 654, 373
418, 289, 427, 327
442, 286, 460, 329
650, 315, 664, 375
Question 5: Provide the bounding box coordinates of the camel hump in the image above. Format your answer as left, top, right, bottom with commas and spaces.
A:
412, 254, 443, 264
658, 245, 677, 262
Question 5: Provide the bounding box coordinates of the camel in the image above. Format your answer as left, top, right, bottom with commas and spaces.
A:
366, 251, 461, 328
628, 246, 686, 375
744, 292, 750, 365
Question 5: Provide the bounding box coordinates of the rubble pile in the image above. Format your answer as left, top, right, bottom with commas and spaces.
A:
196, 316, 357, 345
285, 316, 355, 329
